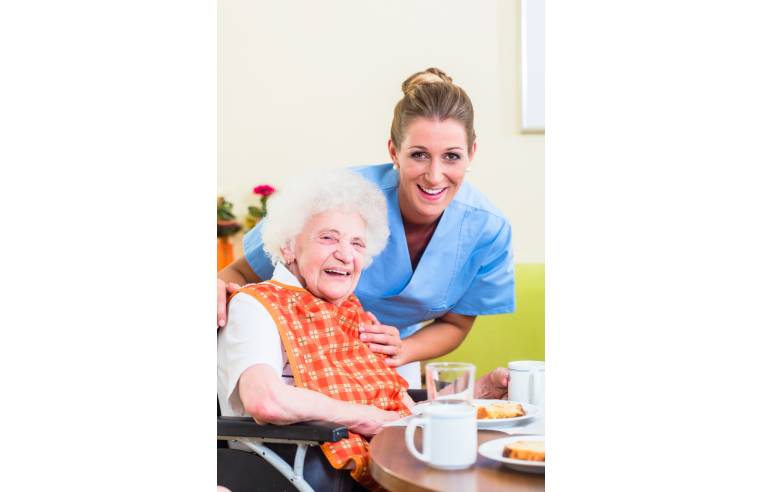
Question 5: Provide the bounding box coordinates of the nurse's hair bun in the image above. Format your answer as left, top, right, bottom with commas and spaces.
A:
401, 67, 454, 95
391, 67, 476, 151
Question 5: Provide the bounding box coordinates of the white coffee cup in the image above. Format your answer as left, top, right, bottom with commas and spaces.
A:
404, 403, 477, 470
507, 360, 545, 408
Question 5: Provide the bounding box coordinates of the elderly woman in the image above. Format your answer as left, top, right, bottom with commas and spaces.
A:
218, 170, 507, 488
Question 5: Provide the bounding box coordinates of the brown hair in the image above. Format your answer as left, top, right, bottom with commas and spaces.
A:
390, 67, 476, 154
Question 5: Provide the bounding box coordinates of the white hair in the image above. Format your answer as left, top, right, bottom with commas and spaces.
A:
261, 170, 389, 268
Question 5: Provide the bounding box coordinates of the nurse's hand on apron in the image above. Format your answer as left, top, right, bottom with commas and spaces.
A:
359, 311, 404, 367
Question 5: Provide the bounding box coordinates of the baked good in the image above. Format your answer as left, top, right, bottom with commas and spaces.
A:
476, 402, 525, 419
503, 440, 545, 461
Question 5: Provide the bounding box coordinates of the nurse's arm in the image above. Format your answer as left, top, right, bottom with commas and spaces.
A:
219, 256, 260, 286
217, 257, 261, 327
394, 312, 476, 366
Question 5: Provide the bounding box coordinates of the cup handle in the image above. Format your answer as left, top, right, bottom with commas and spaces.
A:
404, 417, 429, 463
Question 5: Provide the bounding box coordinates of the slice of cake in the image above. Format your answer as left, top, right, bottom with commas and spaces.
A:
476, 402, 525, 419
503, 440, 545, 461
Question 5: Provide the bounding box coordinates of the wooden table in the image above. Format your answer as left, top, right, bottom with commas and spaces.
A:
369, 427, 544, 492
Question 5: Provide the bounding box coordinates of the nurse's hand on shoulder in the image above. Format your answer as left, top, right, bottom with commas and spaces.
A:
217, 278, 241, 328
360, 312, 405, 367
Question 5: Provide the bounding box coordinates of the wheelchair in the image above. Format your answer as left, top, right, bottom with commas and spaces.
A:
217, 389, 427, 492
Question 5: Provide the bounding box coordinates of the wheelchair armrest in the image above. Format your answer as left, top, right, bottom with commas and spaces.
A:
218, 416, 348, 443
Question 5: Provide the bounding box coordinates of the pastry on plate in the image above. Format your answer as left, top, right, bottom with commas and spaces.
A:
476, 402, 525, 419
502, 440, 545, 462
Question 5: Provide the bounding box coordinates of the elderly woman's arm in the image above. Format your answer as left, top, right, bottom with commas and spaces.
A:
238, 364, 404, 437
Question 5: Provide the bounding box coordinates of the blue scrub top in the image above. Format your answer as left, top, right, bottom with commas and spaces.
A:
243, 163, 515, 339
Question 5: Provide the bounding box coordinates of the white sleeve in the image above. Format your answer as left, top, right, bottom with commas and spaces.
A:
217, 292, 284, 415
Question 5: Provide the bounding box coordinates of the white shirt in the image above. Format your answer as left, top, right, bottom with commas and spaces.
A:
217, 263, 297, 418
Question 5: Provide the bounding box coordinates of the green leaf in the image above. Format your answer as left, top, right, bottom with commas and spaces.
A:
217, 196, 238, 220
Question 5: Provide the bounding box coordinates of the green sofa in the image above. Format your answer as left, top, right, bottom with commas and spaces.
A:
427, 263, 545, 379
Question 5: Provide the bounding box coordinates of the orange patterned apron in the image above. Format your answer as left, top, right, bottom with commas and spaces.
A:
233, 280, 411, 488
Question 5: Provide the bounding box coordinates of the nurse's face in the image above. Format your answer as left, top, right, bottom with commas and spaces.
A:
388, 117, 475, 225
285, 210, 367, 306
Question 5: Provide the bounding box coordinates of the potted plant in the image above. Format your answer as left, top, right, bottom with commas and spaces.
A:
245, 184, 276, 231
217, 196, 242, 271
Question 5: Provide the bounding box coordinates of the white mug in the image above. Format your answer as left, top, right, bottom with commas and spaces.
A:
508, 360, 545, 408
404, 403, 477, 470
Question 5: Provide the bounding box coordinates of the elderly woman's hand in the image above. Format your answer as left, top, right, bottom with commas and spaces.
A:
360, 312, 405, 367
217, 278, 241, 328
474, 367, 509, 400
350, 406, 402, 437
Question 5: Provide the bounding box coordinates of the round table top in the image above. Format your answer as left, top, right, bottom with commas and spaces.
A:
369, 427, 544, 492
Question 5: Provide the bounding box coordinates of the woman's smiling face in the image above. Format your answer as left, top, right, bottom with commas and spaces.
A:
285, 210, 367, 306
389, 117, 475, 225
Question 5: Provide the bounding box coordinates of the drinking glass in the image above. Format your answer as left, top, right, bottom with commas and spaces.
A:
425, 362, 476, 404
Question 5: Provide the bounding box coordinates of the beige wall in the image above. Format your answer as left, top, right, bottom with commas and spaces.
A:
219, 0, 544, 262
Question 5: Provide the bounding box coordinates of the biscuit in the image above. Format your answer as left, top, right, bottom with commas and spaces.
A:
503, 440, 545, 461
476, 402, 525, 419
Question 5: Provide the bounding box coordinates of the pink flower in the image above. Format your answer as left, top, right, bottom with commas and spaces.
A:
253, 184, 276, 197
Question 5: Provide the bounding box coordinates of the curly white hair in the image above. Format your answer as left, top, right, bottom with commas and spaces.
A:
261, 170, 389, 268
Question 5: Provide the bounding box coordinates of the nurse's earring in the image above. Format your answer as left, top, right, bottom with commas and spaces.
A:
465, 166, 472, 173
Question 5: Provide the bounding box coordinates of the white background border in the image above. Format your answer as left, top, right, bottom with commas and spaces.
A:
2, 1, 761, 490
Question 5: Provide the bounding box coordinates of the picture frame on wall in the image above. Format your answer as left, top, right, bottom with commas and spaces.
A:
521, 0, 545, 133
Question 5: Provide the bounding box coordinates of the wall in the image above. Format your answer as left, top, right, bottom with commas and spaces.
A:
218, 0, 544, 262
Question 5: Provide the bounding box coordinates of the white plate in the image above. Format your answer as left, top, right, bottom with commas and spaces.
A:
478, 435, 545, 474
411, 399, 539, 428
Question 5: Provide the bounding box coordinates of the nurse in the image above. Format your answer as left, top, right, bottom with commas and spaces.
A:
218, 67, 515, 387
